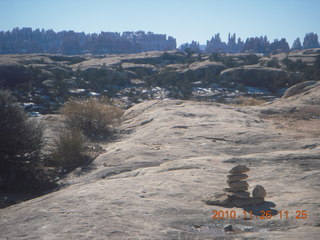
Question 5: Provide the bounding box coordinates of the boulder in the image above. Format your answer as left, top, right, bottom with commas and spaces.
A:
180, 60, 225, 78
220, 65, 287, 89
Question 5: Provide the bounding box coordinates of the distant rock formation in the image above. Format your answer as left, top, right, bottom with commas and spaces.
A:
0, 28, 176, 55
303, 32, 320, 49
292, 38, 302, 51
185, 32, 319, 54
269, 38, 290, 53
205, 33, 228, 53
2, 28, 319, 55
179, 41, 201, 53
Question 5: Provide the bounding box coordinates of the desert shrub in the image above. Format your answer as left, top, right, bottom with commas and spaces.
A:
0, 89, 43, 188
234, 96, 266, 106
51, 129, 87, 169
61, 97, 124, 140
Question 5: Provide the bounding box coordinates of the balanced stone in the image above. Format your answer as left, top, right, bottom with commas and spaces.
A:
229, 165, 250, 174
226, 191, 250, 199
228, 181, 249, 188
223, 187, 248, 192
226, 173, 248, 183
252, 185, 266, 198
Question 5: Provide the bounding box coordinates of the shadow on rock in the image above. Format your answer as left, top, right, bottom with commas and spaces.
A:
243, 201, 278, 216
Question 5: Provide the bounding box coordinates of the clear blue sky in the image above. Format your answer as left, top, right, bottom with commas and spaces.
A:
1, 0, 319, 46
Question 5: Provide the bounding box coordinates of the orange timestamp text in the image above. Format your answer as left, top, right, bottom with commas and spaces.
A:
211, 210, 308, 220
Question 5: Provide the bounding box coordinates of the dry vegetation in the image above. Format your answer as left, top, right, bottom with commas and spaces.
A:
61, 97, 124, 140
50, 129, 87, 169
233, 96, 266, 106
46, 97, 124, 170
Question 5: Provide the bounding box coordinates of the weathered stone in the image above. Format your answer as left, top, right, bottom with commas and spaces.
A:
226, 191, 250, 199
252, 185, 267, 198
227, 173, 248, 182
223, 187, 248, 192
229, 165, 250, 174
228, 181, 249, 188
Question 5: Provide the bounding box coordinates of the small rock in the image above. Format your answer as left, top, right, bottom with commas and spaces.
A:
226, 191, 250, 199
228, 181, 249, 188
229, 165, 250, 174
252, 185, 267, 198
226, 173, 248, 182
223, 187, 248, 192
223, 224, 233, 232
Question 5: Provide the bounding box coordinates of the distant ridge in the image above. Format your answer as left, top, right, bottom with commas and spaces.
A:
180, 32, 320, 54
0, 28, 319, 55
0, 28, 176, 55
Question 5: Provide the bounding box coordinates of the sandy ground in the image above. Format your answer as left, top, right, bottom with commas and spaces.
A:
0, 86, 320, 239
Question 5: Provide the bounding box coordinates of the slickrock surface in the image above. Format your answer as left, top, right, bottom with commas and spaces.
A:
1, 83, 320, 239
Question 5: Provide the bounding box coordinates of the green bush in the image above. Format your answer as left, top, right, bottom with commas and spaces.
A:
0, 89, 43, 188
61, 97, 124, 140
51, 129, 87, 169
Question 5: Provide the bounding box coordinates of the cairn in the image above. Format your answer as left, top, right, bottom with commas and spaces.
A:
203, 164, 266, 207
223, 165, 250, 200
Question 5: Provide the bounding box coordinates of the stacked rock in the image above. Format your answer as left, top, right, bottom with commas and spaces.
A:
203, 164, 266, 207
223, 165, 250, 200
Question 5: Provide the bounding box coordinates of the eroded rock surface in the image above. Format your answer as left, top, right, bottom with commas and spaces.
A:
1, 85, 320, 239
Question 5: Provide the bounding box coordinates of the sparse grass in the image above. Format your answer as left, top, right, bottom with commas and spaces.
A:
50, 129, 87, 169
234, 96, 266, 106
61, 97, 124, 140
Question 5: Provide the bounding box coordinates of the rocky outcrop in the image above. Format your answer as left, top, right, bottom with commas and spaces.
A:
260, 80, 320, 115
179, 60, 225, 78
282, 81, 320, 98
121, 62, 158, 74
220, 65, 288, 89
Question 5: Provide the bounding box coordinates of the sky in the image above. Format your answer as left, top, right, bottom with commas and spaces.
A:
1, 0, 320, 46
